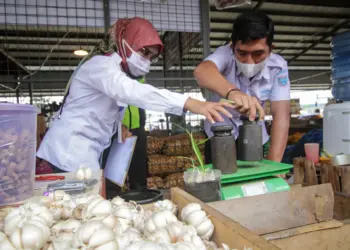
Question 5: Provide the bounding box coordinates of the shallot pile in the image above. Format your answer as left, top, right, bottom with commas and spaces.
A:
0, 129, 34, 205
0, 191, 250, 250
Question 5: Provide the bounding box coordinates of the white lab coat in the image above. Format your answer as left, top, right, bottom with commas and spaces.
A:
37, 53, 188, 172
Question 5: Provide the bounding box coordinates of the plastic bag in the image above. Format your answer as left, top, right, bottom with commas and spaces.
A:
213, 0, 251, 10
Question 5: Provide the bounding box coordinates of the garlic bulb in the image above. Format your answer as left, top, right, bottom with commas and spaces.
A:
147, 222, 186, 244
73, 220, 118, 249
81, 197, 113, 220
0, 231, 15, 250
51, 219, 82, 236
153, 200, 177, 215
115, 227, 142, 249
4, 204, 53, 235
49, 199, 75, 221
89, 214, 119, 230
144, 210, 178, 235
114, 204, 136, 221
44, 232, 75, 250
181, 203, 214, 240
75, 166, 93, 180
9, 219, 50, 250
48, 190, 71, 202
124, 240, 164, 250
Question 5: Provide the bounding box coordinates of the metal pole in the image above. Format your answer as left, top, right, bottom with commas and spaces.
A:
16, 89, 20, 103
199, 0, 212, 100
103, 0, 110, 47
29, 80, 33, 104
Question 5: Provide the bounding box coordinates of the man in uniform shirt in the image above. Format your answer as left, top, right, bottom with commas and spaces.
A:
194, 12, 290, 162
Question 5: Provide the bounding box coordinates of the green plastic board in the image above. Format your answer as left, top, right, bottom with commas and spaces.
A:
220, 177, 290, 200
204, 159, 293, 184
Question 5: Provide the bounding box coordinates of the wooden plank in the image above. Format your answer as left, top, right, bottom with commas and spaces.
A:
320, 164, 329, 184
341, 166, 350, 194
170, 188, 280, 250
293, 157, 305, 185
208, 184, 334, 235
335, 166, 341, 192
304, 159, 317, 186
272, 224, 350, 250
334, 193, 350, 220
262, 220, 343, 240
328, 164, 336, 191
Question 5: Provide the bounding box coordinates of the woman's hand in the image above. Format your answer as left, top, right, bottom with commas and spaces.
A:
184, 98, 235, 123
121, 125, 132, 142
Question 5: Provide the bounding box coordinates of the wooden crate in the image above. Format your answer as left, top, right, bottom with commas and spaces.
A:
171, 187, 350, 250
293, 157, 350, 220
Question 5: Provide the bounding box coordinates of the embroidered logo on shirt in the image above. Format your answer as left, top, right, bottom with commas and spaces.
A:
278, 76, 289, 86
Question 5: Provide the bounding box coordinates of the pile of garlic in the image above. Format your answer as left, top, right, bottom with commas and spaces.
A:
0, 191, 250, 250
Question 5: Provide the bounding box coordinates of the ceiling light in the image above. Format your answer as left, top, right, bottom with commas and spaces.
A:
74, 49, 88, 56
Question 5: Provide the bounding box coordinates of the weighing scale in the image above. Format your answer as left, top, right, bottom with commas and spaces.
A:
205, 160, 293, 200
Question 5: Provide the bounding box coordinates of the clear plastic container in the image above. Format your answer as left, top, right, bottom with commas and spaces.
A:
0, 103, 39, 206
184, 169, 222, 202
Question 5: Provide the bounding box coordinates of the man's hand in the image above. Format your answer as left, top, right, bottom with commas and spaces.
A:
228, 90, 265, 121
121, 125, 132, 142
184, 98, 235, 123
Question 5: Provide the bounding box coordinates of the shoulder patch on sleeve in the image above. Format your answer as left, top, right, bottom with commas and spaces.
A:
277, 76, 289, 86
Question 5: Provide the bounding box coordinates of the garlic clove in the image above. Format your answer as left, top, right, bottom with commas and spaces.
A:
79, 221, 102, 245
186, 210, 207, 227
190, 235, 206, 250
147, 228, 172, 244
114, 205, 135, 221
9, 228, 23, 249
95, 240, 119, 250
196, 218, 213, 235
89, 200, 113, 218
101, 215, 119, 229
0, 232, 16, 250
200, 223, 214, 240
21, 222, 49, 250
52, 219, 82, 236
88, 226, 115, 247
84, 168, 92, 180
76, 168, 85, 180
73, 204, 84, 220
111, 196, 125, 207
181, 203, 201, 221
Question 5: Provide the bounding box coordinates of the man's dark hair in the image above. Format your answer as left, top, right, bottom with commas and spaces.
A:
231, 12, 274, 49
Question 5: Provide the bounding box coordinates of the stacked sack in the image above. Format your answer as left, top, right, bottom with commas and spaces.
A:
147, 133, 206, 190
331, 30, 350, 101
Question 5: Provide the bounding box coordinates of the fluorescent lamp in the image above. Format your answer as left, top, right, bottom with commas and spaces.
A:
74, 49, 88, 56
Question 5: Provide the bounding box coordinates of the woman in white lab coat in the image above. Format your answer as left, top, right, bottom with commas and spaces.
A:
37, 17, 234, 173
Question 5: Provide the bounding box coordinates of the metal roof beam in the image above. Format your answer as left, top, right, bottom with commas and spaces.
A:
0, 47, 31, 74
263, 0, 350, 8
210, 6, 350, 19
288, 19, 350, 63
211, 19, 350, 29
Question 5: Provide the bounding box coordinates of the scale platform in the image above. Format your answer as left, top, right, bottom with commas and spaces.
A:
205, 160, 293, 200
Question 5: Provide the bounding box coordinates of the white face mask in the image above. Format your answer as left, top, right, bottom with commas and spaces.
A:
235, 57, 267, 79
122, 39, 151, 78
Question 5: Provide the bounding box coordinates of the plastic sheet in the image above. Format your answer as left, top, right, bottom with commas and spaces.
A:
0, 103, 38, 206
213, 0, 251, 10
